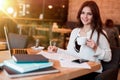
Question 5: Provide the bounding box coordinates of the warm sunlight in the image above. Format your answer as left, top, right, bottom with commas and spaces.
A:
0, 0, 12, 10
0, 0, 5, 10
7, 7, 14, 14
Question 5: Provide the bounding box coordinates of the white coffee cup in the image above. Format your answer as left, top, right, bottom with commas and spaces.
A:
77, 37, 87, 45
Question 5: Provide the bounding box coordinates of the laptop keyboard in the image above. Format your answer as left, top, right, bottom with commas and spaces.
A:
14, 49, 28, 54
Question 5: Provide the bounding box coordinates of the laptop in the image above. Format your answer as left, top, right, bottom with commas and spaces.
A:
0, 26, 28, 69
4, 26, 28, 55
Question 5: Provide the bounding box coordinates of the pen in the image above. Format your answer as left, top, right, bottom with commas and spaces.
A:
49, 40, 52, 46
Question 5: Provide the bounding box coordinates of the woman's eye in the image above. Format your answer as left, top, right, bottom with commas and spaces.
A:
81, 12, 92, 16
87, 12, 92, 15
81, 12, 85, 14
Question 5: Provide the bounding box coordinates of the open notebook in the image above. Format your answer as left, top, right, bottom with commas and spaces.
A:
4, 26, 28, 55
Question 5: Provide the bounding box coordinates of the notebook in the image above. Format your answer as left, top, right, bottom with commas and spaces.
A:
0, 50, 11, 70
4, 65, 60, 78
12, 54, 49, 63
4, 26, 28, 55
4, 59, 53, 73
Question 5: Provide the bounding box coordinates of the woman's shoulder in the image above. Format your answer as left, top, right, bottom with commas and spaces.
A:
113, 27, 119, 31
70, 28, 80, 34
71, 28, 80, 35
72, 28, 80, 32
93, 30, 107, 38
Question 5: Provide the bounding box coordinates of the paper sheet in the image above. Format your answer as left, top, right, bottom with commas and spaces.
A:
60, 60, 91, 69
39, 51, 91, 69
39, 51, 78, 61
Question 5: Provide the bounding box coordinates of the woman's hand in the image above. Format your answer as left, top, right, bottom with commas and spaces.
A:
47, 46, 58, 53
86, 39, 97, 51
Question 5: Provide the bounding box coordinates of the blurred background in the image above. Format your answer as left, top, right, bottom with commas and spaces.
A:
0, 0, 120, 49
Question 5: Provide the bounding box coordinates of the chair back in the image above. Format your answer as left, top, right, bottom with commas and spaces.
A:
95, 47, 120, 80
101, 47, 120, 71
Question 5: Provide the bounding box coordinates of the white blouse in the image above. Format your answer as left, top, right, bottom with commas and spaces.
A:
57, 28, 112, 72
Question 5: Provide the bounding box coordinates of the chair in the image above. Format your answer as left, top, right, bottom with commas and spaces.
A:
95, 47, 120, 80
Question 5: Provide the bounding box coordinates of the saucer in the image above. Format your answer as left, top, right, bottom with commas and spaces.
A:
31, 46, 44, 50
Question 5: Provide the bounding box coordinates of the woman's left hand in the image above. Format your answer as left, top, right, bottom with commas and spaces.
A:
86, 39, 97, 51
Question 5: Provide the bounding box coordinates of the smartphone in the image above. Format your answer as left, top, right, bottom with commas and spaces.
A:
72, 59, 89, 64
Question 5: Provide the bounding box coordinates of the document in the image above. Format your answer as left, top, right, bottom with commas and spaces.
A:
60, 60, 91, 69
39, 51, 78, 61
39, 51, 91, 69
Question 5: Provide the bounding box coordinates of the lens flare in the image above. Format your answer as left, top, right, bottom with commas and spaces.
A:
7, 7, 14, 14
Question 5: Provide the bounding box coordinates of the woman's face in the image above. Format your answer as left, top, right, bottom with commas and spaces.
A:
80, 6, 93, 26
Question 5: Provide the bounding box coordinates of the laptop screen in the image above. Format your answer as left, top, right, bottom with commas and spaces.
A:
0, 26, 12, 66
4, 26, 28, 55
4, 26, 12, 56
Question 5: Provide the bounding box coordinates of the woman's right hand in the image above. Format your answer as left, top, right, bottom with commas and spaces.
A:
47, 46, 58, 53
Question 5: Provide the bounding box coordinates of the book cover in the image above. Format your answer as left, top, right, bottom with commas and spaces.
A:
4, 59, 53, 73
12, 54, 49, 63
4, 66, 60, 78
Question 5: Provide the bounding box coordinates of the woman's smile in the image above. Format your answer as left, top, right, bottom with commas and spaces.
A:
80, 7, 93, 25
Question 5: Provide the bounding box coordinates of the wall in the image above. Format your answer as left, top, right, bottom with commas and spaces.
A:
68, 0, 120, 24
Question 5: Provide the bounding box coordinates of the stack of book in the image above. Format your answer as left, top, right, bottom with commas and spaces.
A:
3, 54, 59, 78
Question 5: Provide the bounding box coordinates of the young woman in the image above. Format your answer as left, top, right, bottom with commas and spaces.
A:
48, 1, 112, 79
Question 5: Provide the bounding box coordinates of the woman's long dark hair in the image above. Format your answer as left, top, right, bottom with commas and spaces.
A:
77, 1, 109, 45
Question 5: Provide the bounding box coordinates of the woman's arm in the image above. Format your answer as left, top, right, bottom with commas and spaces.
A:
57, 28, 79, 54
94, 34, 112, 62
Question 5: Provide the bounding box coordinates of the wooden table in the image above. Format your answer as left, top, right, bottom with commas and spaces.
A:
0, 51, 101, 80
